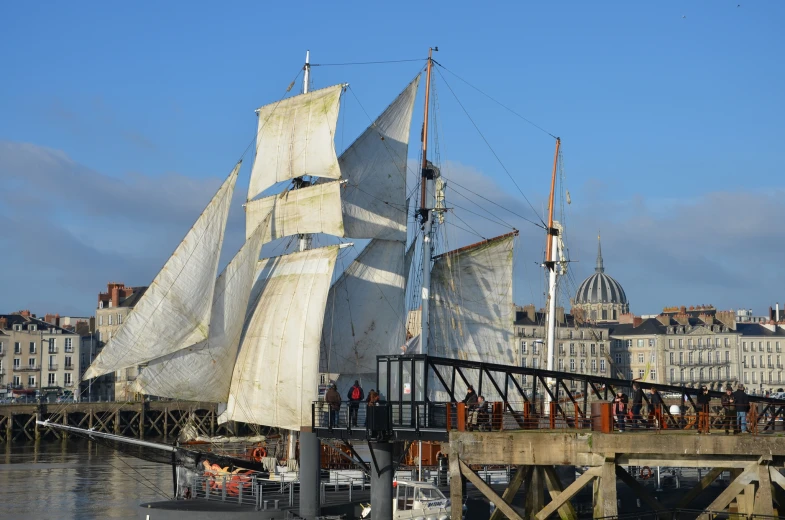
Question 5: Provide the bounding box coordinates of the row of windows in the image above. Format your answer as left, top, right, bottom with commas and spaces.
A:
668, 351, 732, 365
668, 367, 731, 382
98, 313, 124, 326
521, 358, 608, 377
667, 337, 732, 348
742, 355, 783, 369
742, 341, 781, 353
517, 328, 605, 340
10, 357, 73, 369
520, 342, 607, 356
10, 373, 73, 387
742, 371, 783, 385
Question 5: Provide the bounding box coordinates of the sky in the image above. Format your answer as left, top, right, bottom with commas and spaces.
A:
0, 1, 783, 317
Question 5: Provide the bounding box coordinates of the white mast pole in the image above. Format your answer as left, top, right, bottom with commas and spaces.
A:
419, 48, 435, 355
299, 50, 312, 253
543, 138, 561, 409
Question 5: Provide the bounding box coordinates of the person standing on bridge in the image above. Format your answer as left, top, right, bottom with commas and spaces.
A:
612, 391, 628, 432
648, 387, 665, 429
734, 384, 750, 434
631, 382, 644, 429
721, 387, 736, 435
326, 384, 341, 429
697, 386, 712, 434
347, 380, 364, 427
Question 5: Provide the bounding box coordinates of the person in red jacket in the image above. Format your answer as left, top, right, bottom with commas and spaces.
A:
347, 380, 365, 427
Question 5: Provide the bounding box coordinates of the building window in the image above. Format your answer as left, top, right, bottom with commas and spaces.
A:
638, 353, 644, 363
570, 359, 575, 371
600, 344, 605, 355
64, 373, 72, 386
688, 339, 693, 347
669, 339, 674, 348
726, 351, 730, 362
590, 344, 596, 355
638, 369, 645, 379
678, 339, 683, 348
569, 344, 575, 356
690, 368, 695, 382
14, 342, 21, 354
65, 338, 73, 352
600, 359, 606, 373
669, 352, 674, 364
689, 352, 694, 364
532, 359, 539, 369
698, 338, 703, 347
637, 339, 644, 347
29, 342, 36, 354
558, 359, 564, 371
580, 360, 585, 372
28, 376, 36, 387
627, 340, 632, 348
559, 343, 565, 355
670, 368, 675, 382
117, 313, 123, 325
109, 315, 113, 326
615, 354, 622, 364
679, 352, 684, 364
99, 315, 103, 326
0, 341, 3, 354
521, 341, 527, 354
49, 339, 57, 353
591, 359, 597, 372
651, 353, 655, 363
28, 358, 36, 368
65, 356, 72, 369
521, 358, 527, 369
13, 375, 20, 386
648, 339, 655, 347
744, 372, 749, 383
48, 355, 56, 369
13, 358, 20, 368
533, 343, 539, 355
725, 337, 730, 347
650, 370, 656, 381
48, 373, 56, 386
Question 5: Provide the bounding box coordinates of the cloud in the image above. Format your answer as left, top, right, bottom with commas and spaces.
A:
0, 141, 246, 315
0, 141, 782, 318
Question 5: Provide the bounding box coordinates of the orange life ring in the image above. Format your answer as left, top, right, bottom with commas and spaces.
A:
252, 447, 267, 462
641, 466, 652, 480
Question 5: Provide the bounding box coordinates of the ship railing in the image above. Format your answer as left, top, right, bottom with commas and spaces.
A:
319, 471, 370, 506
191, 472, 305, 510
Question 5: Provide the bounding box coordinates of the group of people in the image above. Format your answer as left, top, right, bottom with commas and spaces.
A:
612, 382, 752, 434
463, 386, 491, 430
324, 380, 380, 428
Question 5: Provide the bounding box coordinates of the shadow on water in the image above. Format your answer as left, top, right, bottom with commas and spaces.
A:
0, 438, 172, 520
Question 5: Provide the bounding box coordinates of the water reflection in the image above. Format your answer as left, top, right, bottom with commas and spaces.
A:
0, 439, 171, 519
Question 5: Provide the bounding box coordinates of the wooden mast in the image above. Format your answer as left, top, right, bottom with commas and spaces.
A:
545, 137, 561, 265
419, 47, 436, 356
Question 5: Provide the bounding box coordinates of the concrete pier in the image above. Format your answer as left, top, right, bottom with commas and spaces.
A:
298, 430, 321, 519
370, 441, 394, 520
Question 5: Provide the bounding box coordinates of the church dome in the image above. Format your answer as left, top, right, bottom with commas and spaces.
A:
575, 235, 628, 305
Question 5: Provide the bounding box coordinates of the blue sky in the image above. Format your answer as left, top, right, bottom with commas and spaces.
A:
1, 1, 783, 317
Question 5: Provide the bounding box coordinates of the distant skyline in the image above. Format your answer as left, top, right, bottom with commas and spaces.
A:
1, 1, 783, 316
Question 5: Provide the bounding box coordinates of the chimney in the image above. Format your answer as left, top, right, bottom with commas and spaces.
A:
524, 304, 536, 322
111, 286, 121, 308
633, 317, 643, 328
777, 303, 780, 323
0, 317, 7, 330
674, 313, 690, 326
656, 314, 670, 326
556, 306, 565, 325
716, 310, 737, 331
619, 313, 635, 325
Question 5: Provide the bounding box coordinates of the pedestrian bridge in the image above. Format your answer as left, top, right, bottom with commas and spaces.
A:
312, 355, 785, 518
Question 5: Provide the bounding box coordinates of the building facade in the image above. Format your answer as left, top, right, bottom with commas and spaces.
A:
0, 312, 82, 400
95, 282, 147, 401
737, 322, 785, 395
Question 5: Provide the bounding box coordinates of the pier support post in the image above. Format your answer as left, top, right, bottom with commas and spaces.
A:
298, 429, 321, 520
6, 413, 12, 441
449, 453, 464, 513
370, 441, 394, 520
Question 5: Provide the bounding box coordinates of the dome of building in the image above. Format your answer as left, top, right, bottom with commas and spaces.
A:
573, 234, 629, 321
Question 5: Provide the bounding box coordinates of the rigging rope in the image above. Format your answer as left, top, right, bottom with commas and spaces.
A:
312, 58, 427, 67
433, 67, 547, 229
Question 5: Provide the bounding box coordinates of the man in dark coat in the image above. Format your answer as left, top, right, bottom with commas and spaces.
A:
630, 382, 644, 429
612, 391, 629, 432
648, 387, 664, 429
721, 387, 736, 435
325, 384, 341, 428
733, 384, 750, 434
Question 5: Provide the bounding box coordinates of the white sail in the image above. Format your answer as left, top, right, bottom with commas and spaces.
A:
222, 245, 339, 430
338, 76, 419, 242
132, 213, 271, 401
245, 180, 343, 242
248, 85, 343, 200
320, 239, 407, 394
429, 232, 517, 365
84, 165, 240, 380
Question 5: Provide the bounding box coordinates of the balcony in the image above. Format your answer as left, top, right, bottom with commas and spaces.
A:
48, 364, 58, 371
0, 350, 4, 357
64, 347, 74, 353
27, 383, 37, 388
64, 365, 74, 371
48, 347, 59, 354
0, 369, 5, 376
64, 381, 74, 387
17, 366, 39, 372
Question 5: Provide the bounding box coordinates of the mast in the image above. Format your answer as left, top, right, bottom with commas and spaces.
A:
544, 137, 561, 406
419, 47, 436, 354
299, 50, 313, 252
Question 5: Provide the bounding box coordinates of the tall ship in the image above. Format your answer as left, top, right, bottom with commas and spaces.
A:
42, 48, 569, 519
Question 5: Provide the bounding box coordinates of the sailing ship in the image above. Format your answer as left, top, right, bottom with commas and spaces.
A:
41, 48, 569, 516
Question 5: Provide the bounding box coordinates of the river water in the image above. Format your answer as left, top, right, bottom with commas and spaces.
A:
0, 439, 173, 519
